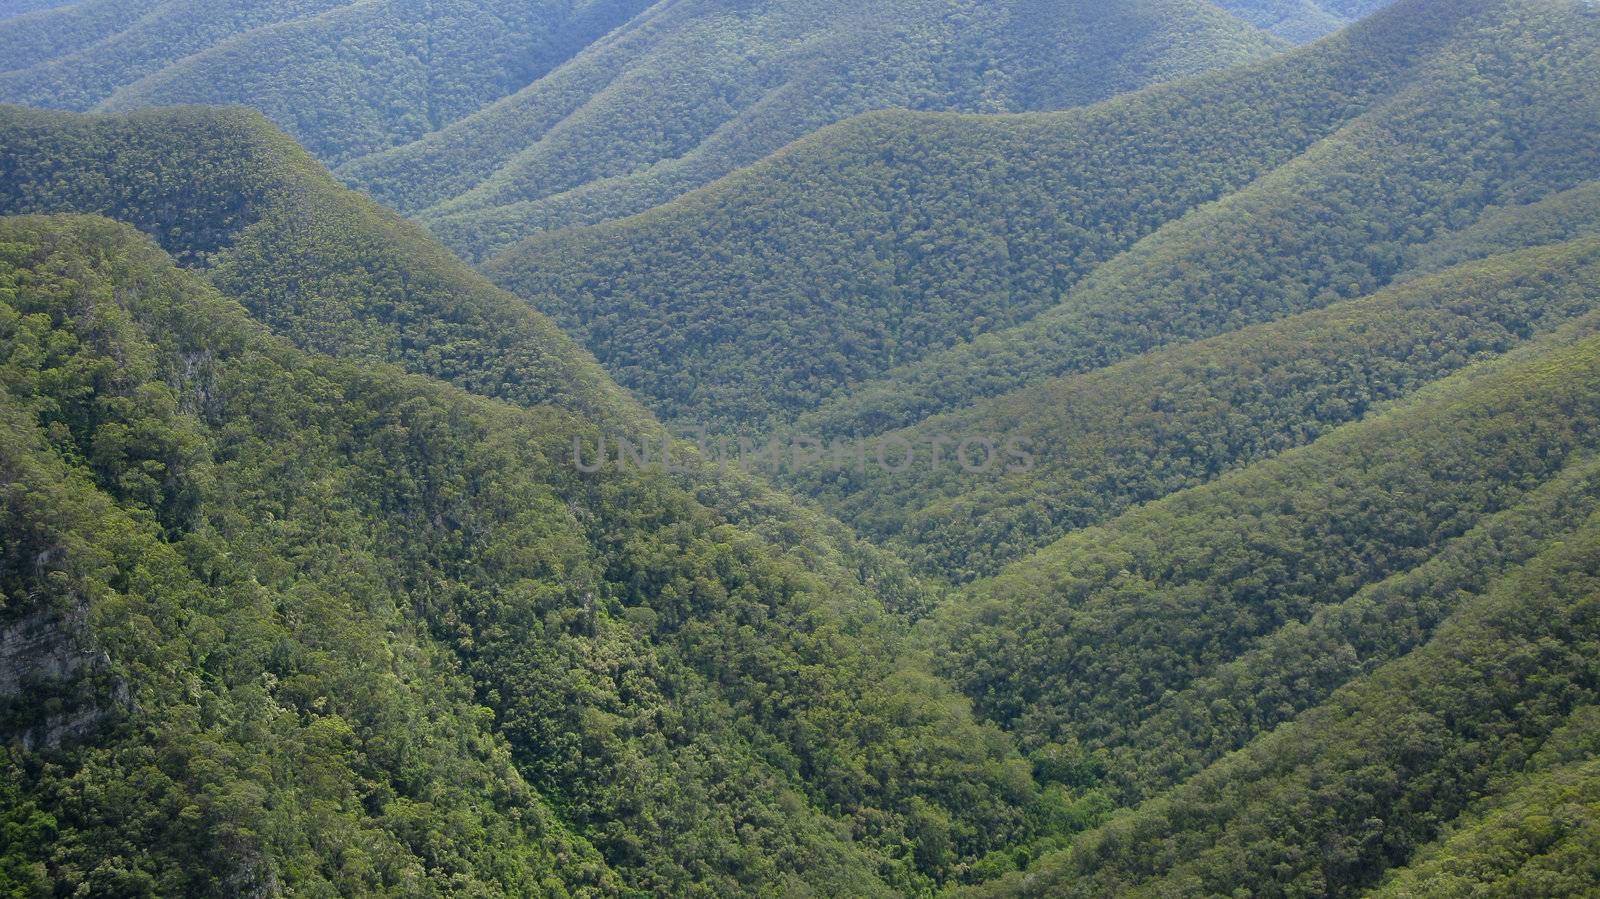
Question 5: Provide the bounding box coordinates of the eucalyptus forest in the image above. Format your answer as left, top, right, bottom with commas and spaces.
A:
2, 0, 1599, 895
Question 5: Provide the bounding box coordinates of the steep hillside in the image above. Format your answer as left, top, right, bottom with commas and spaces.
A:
937, 323, 1600, 892
0, 110, 1058, 894
1215, 0, 1394, 40
936, 316, 1600, 778
0, 0, 653, 162
779, 238, 1600, 581
0, 102, 938, 611
1400, 179, 1600, 280
5, 0, 1598, 894
356, 0, 1283, 254
0, 104, 638, 426
487, 0, 1598, 433
1368, 707, 1600, 896
961, 496, 1600, 895
0, 102, 955, 627
0, 0, 1290, 251
0, 215, 621, 895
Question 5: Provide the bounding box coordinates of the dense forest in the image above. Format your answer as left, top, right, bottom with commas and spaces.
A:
0, 0, 1297, 257
4, 0, 1600, 895
781, 238, 1600, 581
0, 0, 655, 164
363, 0, 1284, 256
1215, 0, 1394, 40
0, 110, 1055, 895
487, 0, 1599, 437
0, 210, 1039, 895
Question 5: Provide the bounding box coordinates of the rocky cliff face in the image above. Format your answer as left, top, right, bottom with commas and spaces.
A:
0, 600, 116, 750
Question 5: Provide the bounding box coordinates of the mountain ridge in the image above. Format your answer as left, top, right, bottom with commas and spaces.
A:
0, 0, 1295, 252
487, 0, 1581, 435
5, 0, 1600, 894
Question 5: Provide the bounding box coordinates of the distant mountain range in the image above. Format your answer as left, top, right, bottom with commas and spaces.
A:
1, 0, 1321, 257
1215, 0, 1397, 40
4, 0, 1599, 895
488, 0, 1597, 440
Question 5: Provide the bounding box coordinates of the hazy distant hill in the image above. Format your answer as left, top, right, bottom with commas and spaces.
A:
350, 0, 1286, 256
0, 0, 1289, 256
0, 0, 655, 162
0, 0, 76, 17
1215, 0, 1395, 40
488, 0, 1598, 438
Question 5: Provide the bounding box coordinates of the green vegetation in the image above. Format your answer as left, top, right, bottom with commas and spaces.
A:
0, 216, 617, 894
1401, 180, 1600, 280
0, 214, 1049, 895
781, 238, 1600, 581
0, 0, 654, 163
0, 0, 160, 73
5, 0, 1600, 894
0, 103, 639, 425
489, 0, 1597, 434
1215, 0, 1394, 41
912, 290, 1600, 890
1369, 708, 1600, 897
377, 0, 1282, 254
0, 1, 352, 111
1, 0, 1284, 252
798, 0, 1600, 443
933, 319, 1600, 755
0, 101, 934, 614
959, 499, 1600, 895
0, 104, 1090, 893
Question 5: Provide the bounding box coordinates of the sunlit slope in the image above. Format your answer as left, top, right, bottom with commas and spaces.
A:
0, 101, 939, 613
0, 108, 1084, 892
487, 0, 1597, 437
779, 238, 1600, 581
0, 212, 1031, 895
347, 0, 1283, 253
939, 326, 1600, 893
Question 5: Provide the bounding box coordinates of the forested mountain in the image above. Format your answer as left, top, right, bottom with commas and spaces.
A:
0, 0, 656, 162
1214, 0, 1394, 41
488, 0, 1600, 436
781, 237, 1600, 581
0, 105, 637, 425
481, 0, 1600, 889
0, 107, 1057, 895
957, 439, 1600, 893
939, 325, 1600, 894
350, 0, 1284, 256
0, 0, 1290, 257
0, 215, 622, 894
1367, 709, 1600, 897
0, 0, 74, 17
5, 0, 1600, 894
